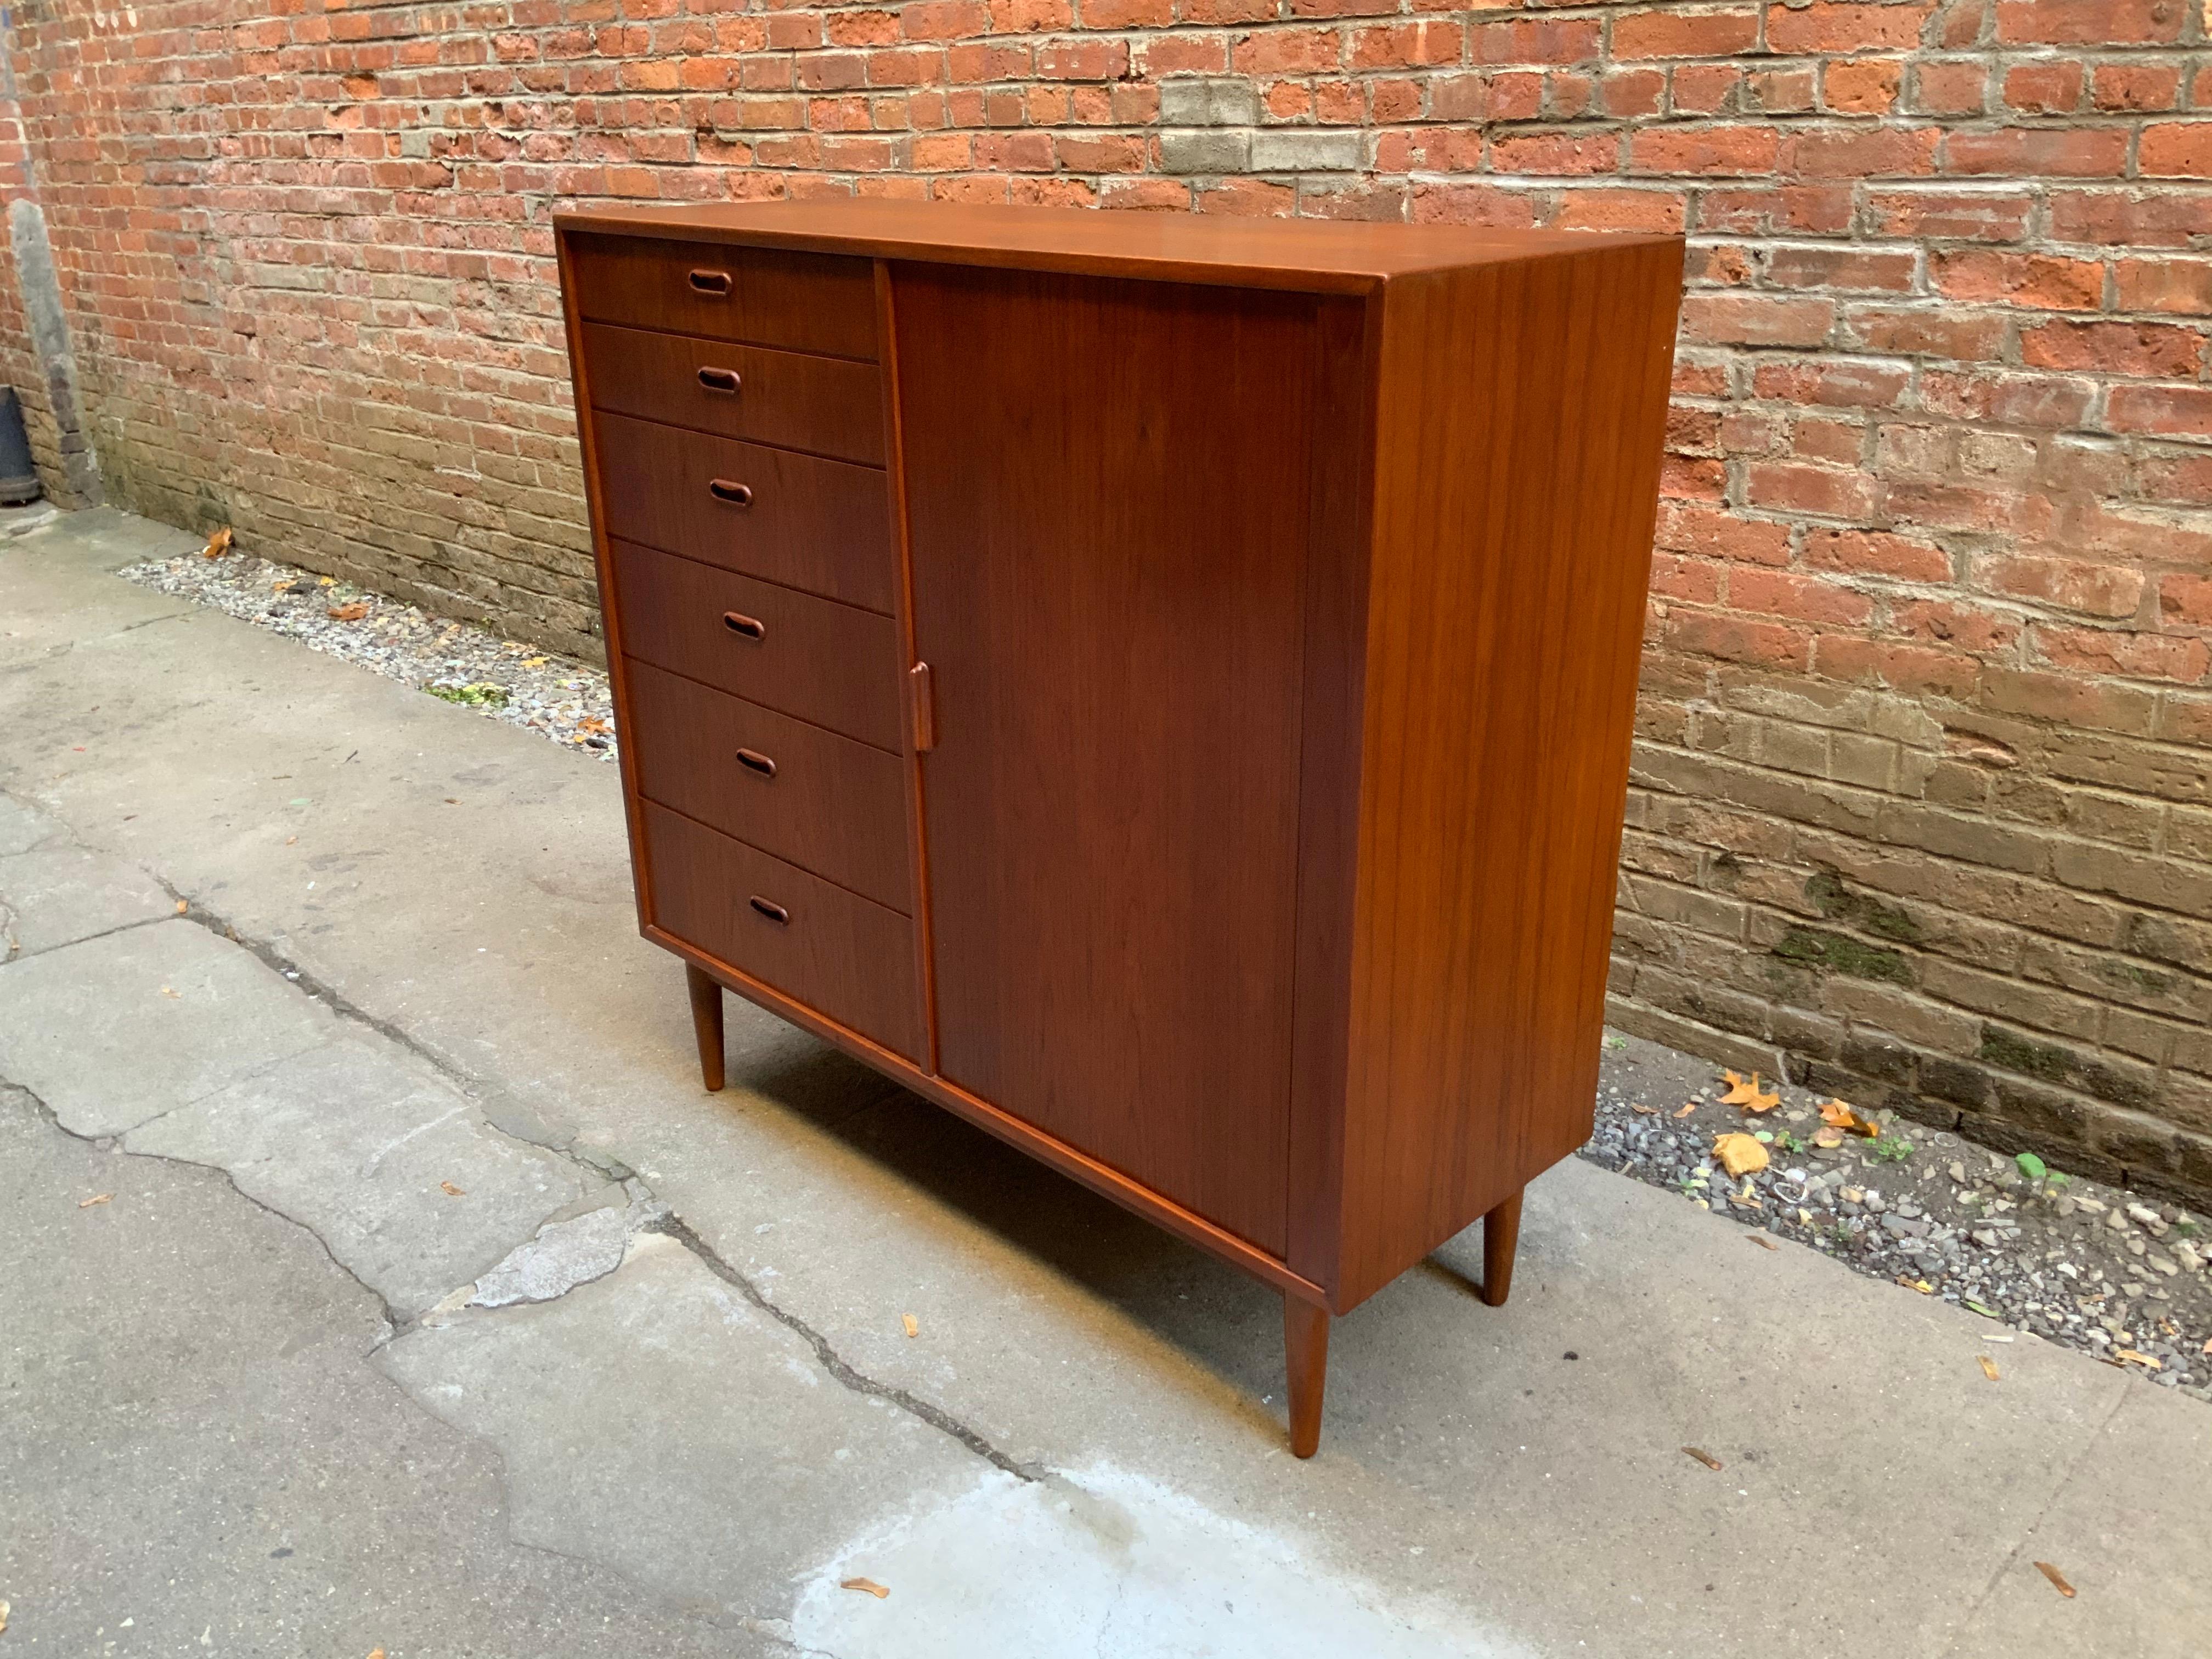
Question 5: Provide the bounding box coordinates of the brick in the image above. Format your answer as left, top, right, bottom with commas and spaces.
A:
2141, 122, 2212, 178
2001, 59, 2083, 114
1861, 187, 2033, 241
2108, 384, 2212, 438
2021, 319, 2204, 379
1929, 250, 2102, 311
1804, 527, 1952, 580
1825, 57, 1902, 113
1767, 1, 1936, 53
1611, 6, 1761, 58
1249, 129, 1364, 171
1994, 0, 2186, 43
2114, 257, 2212, 313
1679, 293, 1835, 347
1765, 244, 1918, 292
1978, 554, 2146, 618
1156, 77, 1259, 127
1782, 124, 1939, 178
1943, 126, 2129, 177
1493, 131, 1622, 174
1470, 17, 1602, 65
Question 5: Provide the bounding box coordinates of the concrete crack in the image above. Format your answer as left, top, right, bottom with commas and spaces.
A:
644, 1211, 1045, 1485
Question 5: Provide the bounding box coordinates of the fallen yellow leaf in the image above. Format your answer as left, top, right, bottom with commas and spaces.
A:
1630, 1102, 1658, 1115
1747, 1234, 1778, 1251
840, 1577, 890, 1599
202, 526, 235, 558
1720, 1070, 1780, 1113
78, 1193, 113, 1208
901, 1313, 918, 1338
1813, 1126, 1846, 1149
2033, 1561, 2075, 1599
175, 899, 189, 913
1978, 1356, 2000, 1381
441, 1181, 465, 1197
1819, 1099, 1881, 1138
328, 601, 371, 622
1673, 1102, 1698, 1119
2113, 1348, 2162, 1370
1713, 1132, 1768, 1177
1681, 1446, 1722, 1471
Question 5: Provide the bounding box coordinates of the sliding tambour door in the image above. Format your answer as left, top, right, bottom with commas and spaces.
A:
892, 264, 1317, 1256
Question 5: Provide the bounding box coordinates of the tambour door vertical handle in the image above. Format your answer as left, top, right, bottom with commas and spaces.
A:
909, 662, 936, 753
688, 268, 731, 295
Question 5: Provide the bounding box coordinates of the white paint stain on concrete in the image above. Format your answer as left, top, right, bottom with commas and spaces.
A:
792, 1463, 1526, 1658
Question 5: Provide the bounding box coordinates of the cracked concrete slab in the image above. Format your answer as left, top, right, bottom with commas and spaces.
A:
382, 1230, 986, 1627
0, 1084, 754, 1657
125, 1030, 602, 1315
0, 842, 175, 958
0, 918, 336, 1137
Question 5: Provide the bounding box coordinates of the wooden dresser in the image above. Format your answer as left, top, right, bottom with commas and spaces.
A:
555, 200, 1683, 1457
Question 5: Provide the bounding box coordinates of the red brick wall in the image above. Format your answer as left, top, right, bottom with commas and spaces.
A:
4, 0, 2210, 1193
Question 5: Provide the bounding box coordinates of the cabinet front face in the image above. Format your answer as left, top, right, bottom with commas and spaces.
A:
894, 266, 1317, 1256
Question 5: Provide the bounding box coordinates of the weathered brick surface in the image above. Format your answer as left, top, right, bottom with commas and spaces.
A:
1, 0, 2208, 1194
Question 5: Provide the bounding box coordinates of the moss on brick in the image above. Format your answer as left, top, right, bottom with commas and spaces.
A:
1773, 926, 1915, 984
1804, 869, 1923, 944
1979, 1026, 2074, 1084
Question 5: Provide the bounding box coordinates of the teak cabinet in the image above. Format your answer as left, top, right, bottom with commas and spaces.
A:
555, 200, 1683, 1457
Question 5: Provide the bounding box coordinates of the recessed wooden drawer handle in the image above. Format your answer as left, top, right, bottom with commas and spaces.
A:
708, 479, 754, 507
696, 366, 741, 394
748, 895, 789, 924
736, 747, 777, 778
722, 611, 766, 641
688, 268, 731, 296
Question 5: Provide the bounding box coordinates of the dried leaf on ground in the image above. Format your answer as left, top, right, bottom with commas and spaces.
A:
175, 899, 189, 913
1720, 1070, 1780, 1113
840, 1577, 890, 1599
159, 985, 180, 998
202, 526, 235, 558
901, 1313, 918, 1338
78, 1193, 113, 1208
2033, 1561, 2075, 1599
1672, 1102, 1699, 1119
1978, 1356, 2000, 1381
1681, 1446, 1722, 1471
1897, 1277, 1933, 1294
1812, 1126, 1847, 1149
1818, 1099, 1881, 1138
2113, 1348, 2162, 1370
1630, 1102, 1658, 1115
1713, 1132, 1768, 1177
328, 601, 371, 622
440, 1181, 465, 1197
1747, 1234, 1778, 1251
368, 1649, 386, 1658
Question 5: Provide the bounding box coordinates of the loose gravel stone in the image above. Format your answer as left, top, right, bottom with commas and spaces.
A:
122, 549, 619, 761
1583, 1041, 2211, 1403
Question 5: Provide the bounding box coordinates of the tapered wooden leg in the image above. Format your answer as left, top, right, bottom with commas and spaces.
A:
1479, 1189, 1523, 1307
685, 964, 725, 1092
1283, 1295, 1330, 1459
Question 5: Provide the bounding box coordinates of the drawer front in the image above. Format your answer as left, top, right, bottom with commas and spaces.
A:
625, 659, 911, 913
594, 411, 896, 615
642, 802, 923, 1063
611, 539, 904, 753
582, 323, 886, 466
566, 233, 878, 360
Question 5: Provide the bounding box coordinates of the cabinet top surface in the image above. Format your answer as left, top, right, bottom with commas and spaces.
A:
554, 199, 1678, 292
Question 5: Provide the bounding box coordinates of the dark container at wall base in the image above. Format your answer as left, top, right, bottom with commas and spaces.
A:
0, 387, 42, 506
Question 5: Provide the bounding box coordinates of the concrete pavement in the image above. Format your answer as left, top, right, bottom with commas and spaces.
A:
2, 507, 2206, 1657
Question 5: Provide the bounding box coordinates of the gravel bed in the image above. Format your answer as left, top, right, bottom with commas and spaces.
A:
121, 548, 618, 760
1587, 1034, 2212, 1400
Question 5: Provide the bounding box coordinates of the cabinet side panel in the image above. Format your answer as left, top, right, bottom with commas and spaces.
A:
1335, 242, 1685, 1310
